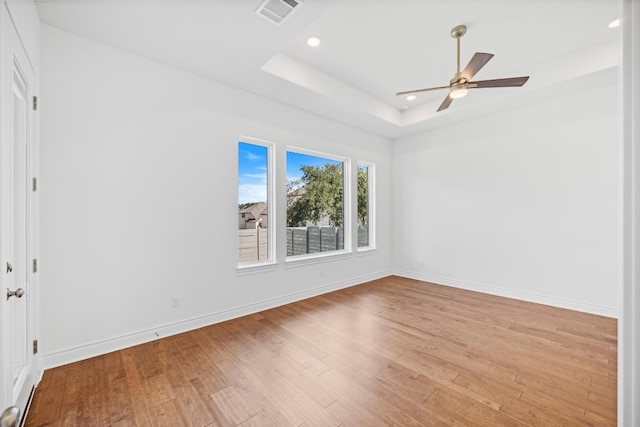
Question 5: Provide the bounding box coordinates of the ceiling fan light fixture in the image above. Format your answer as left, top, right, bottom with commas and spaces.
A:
449, 86, 468, 99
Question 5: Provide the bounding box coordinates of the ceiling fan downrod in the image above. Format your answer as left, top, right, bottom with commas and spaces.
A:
451, 25, 467, 78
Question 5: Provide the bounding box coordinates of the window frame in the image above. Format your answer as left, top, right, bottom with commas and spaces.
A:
236, 136, 276, 271
285, 146, 352, 263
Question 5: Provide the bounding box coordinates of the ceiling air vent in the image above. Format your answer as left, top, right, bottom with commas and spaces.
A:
255, 0, 302, 25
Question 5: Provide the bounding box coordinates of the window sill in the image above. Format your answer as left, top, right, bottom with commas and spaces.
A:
356, 246, 377, 255
285, 250, 353, 268
236, 261, 279, 276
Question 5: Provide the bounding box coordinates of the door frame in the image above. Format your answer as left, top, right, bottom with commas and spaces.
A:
620, 0, 640, 424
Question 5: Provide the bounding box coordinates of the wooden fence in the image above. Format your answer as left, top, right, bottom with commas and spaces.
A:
239, 227, 369, 262
238, 228, 268, 262
286, 226, 346, 256
357, 227, 369, 248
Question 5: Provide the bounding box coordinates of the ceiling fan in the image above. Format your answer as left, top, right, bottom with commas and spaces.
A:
396, 25, 529, 112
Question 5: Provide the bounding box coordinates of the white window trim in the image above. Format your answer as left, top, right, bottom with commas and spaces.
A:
284, 249, 353, 268
236, 136, 276, 271
285, 146, 352, 260
357, 160, 376, 251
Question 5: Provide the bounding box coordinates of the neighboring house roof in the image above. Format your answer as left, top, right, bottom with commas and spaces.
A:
287, 186, 306, 198
287, 186, 306, 208
239, 202, 267, 220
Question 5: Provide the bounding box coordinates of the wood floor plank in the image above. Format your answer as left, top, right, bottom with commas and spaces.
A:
148, 399, 186, 427
28, 368, 66, 424
209, 385, 259, 426
221, 330, 338, 425
78, 357, 111, 426
104, 351, 136, 426
140, 373, 176, 409
319, 369, 422, 427
208, 356, 297, 425
165, 373, 215, 426
25, 276, 617, 426
120, 347, 155, 426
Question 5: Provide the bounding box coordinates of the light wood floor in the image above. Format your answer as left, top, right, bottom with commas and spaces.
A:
25, 276, 617, 426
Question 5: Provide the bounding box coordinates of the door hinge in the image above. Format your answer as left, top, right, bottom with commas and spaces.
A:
32, 177, 38, 192
32, 258, 38, 273
33, 340, 38, 354
32, 96, 38, 111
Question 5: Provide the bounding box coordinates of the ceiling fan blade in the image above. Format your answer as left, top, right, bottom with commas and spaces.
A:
437, 95, 454, 112
460, 52, 494, 81
396, 85, 450, 96
468, 76, 530, 88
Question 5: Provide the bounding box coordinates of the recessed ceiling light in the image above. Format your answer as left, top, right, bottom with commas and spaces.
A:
306, 36, 321, 47
608, 18, 620, 28
406, 95, 417, 101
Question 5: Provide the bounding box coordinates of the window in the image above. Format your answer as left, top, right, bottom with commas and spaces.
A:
236, 141, 369, 266
238, 139, 273, 266
357, 162, 375, 249
286, 149, 350, 258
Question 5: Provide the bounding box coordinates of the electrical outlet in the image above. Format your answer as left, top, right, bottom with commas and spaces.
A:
171, 297, 178, 308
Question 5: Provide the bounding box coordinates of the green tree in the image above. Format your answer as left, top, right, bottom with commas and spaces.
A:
287, 163, 343, 227
357, 166, 368, 228
286, 163, 369, 228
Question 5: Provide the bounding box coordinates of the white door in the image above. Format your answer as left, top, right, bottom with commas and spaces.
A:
1, 5, 37, 425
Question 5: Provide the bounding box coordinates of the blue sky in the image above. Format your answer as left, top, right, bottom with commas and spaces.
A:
238, 142, 341, 204
238, 142, 267, 204
286, 151, 340, 185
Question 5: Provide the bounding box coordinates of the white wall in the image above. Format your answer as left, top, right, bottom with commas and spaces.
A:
39, 25, 392, 368
392, 79, 619, 317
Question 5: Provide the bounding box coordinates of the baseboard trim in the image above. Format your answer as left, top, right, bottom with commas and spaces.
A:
42, 269, 392, 369
393, 269, 619, 319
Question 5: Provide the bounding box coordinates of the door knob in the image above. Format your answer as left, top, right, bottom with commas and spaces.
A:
6, 288, 24, 300
6, 262, 12, 273
0, 406, 19, 427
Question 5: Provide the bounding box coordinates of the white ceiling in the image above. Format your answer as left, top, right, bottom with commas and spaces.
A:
35, 0, 619, 139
